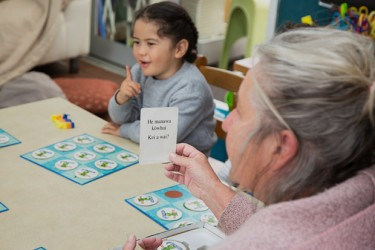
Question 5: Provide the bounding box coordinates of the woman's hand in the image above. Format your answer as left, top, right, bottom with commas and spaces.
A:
165, 143, 236, 218
165, 143, 222, 201
116, 65, 142, 105
138, 237, 163, 250
122, 234, 162, 250
101, 122, 120, 136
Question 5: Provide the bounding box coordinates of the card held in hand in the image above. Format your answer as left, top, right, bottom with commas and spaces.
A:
139, 107, 178, 164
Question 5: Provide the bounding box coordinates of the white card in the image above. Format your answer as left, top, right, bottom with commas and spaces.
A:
139, 107, 178, 164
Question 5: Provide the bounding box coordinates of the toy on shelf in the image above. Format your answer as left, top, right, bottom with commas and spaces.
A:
327, 3, 375, 38
51, 114, 75, 129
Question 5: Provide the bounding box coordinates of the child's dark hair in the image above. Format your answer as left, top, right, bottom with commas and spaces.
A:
134, 1, 199, 63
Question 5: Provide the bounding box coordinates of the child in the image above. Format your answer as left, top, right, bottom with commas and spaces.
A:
101, 1, 217, 156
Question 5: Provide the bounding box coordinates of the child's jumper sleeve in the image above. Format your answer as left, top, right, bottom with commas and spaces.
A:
107, 65, 143, 143
107, 95, 142, 143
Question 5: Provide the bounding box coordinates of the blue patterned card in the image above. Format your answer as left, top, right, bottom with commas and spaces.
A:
0, 128, 20, 148
21, 134, 138, 185
126, 184, 218, 230
0, 202, 9, 213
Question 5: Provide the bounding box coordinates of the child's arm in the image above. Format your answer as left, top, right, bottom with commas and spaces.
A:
103, 65, 142, 141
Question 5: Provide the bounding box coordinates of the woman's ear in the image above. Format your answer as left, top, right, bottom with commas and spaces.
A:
174, 39, 189, 59
272, 130, 298, 171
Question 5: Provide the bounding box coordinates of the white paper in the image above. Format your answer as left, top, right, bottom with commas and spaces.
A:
112, 223, 224, 250
139, 107, 178, 164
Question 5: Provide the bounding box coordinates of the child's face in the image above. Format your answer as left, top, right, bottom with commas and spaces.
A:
132, 19, 182, 80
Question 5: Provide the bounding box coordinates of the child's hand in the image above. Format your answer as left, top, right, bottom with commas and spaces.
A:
116, 65, 142, 105
101, 122, 121, 136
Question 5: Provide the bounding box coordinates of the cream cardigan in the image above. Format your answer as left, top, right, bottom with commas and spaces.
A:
0, 0, 71, 86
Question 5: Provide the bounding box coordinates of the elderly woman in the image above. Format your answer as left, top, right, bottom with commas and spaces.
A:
124, 28, 375, 249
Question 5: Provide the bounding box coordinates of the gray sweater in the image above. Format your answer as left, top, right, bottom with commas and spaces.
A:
108, 62, 217, 155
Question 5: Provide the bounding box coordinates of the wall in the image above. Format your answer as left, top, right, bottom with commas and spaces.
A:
275, 0, 374, 32
275, 0, 332, 30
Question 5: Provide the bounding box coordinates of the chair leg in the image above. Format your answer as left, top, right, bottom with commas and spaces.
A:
69, 57, 80, 74
219, 8, 249, 69
219, 0, 270, 68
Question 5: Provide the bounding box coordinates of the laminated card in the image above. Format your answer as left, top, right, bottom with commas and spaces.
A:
139, 107, 178, 164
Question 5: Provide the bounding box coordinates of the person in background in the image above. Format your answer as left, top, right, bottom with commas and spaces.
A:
102, 1, 216, 156
123, 27, 375, 249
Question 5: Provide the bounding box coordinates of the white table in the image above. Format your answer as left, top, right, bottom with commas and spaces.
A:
0, 98, 176, 249
233, 57, 254, 75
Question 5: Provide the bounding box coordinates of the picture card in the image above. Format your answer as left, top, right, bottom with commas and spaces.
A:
125, 184, 218, 230
0, 202, 9, 213
0, 128, 20, 148
147, 222, 224, 250
139, 107, 178, 164
21, 134, 138, 185
112, 222, 224, 250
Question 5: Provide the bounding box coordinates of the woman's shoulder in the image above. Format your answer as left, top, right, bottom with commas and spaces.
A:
246, 166, 375, 233
232, 166, 375, 249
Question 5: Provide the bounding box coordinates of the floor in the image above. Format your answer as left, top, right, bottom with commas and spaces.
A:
33, 57, 124, 84
33, 57, 125, 121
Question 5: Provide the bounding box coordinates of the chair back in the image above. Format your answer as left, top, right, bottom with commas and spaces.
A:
195, 55, 244, 140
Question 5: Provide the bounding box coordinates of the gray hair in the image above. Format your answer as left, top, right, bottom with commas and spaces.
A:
250, 28, 375, 204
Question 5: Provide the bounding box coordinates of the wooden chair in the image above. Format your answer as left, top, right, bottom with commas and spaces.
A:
194, 55, 244, 161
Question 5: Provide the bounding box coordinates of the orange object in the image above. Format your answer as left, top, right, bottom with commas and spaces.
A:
51, 114, 75, 129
